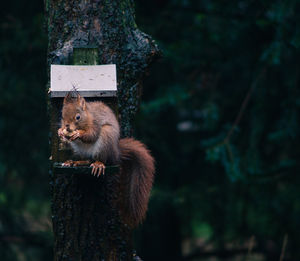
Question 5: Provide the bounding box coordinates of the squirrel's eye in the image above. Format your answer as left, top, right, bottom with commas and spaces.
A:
75, 114, 81, 121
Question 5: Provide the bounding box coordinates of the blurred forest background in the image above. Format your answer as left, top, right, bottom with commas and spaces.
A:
0, 0, 299, 260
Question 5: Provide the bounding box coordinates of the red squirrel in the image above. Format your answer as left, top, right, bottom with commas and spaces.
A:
57, 91, 155, 226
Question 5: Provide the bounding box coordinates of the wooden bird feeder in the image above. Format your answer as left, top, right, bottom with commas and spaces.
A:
50, 64, 117, 98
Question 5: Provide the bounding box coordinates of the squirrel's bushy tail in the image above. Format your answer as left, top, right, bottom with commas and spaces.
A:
119, 138, 155, 227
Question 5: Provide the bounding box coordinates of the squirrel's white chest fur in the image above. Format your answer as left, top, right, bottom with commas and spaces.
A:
69, 136, 103, 159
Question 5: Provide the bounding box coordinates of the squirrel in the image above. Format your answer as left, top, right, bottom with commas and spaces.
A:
57, 91, 155, 227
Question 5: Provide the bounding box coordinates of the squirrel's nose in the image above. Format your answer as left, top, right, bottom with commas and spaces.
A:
65, 124, 70, 131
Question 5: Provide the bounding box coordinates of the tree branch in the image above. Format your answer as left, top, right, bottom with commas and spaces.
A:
225, 67, 266, 142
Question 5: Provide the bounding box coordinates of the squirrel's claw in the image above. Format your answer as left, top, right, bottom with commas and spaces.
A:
90, 161, 105, 177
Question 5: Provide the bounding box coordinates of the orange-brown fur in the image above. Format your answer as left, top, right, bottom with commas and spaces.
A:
120, 138, 155, 226
58, 92, 155, 226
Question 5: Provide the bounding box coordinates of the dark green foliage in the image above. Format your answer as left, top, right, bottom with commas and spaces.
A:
0, 1, 51, 260
134, 0, 300, 260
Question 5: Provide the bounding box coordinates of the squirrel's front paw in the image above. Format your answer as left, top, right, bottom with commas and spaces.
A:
58, 128, 71, 142
69, 130, 84, 141
58, 128, 67, 140
58, 128, 64, 137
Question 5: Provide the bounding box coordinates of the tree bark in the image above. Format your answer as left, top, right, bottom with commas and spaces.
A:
46, 0, 159, 260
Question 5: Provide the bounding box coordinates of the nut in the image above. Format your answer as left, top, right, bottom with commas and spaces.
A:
62, 128, 76, 138
62, 129, 69, 135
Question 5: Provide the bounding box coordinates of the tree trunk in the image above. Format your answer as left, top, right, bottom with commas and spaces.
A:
46, 0, 159, 260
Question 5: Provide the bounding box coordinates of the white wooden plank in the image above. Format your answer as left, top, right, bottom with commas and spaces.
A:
50, 64, 117, 97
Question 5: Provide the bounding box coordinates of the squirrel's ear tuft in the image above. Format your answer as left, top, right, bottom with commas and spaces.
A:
64, 91, 74, 104
64, 90, 81, 104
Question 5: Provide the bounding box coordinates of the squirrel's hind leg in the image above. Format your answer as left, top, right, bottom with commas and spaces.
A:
62, 160, 91, 167
90, 161, 105, 177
